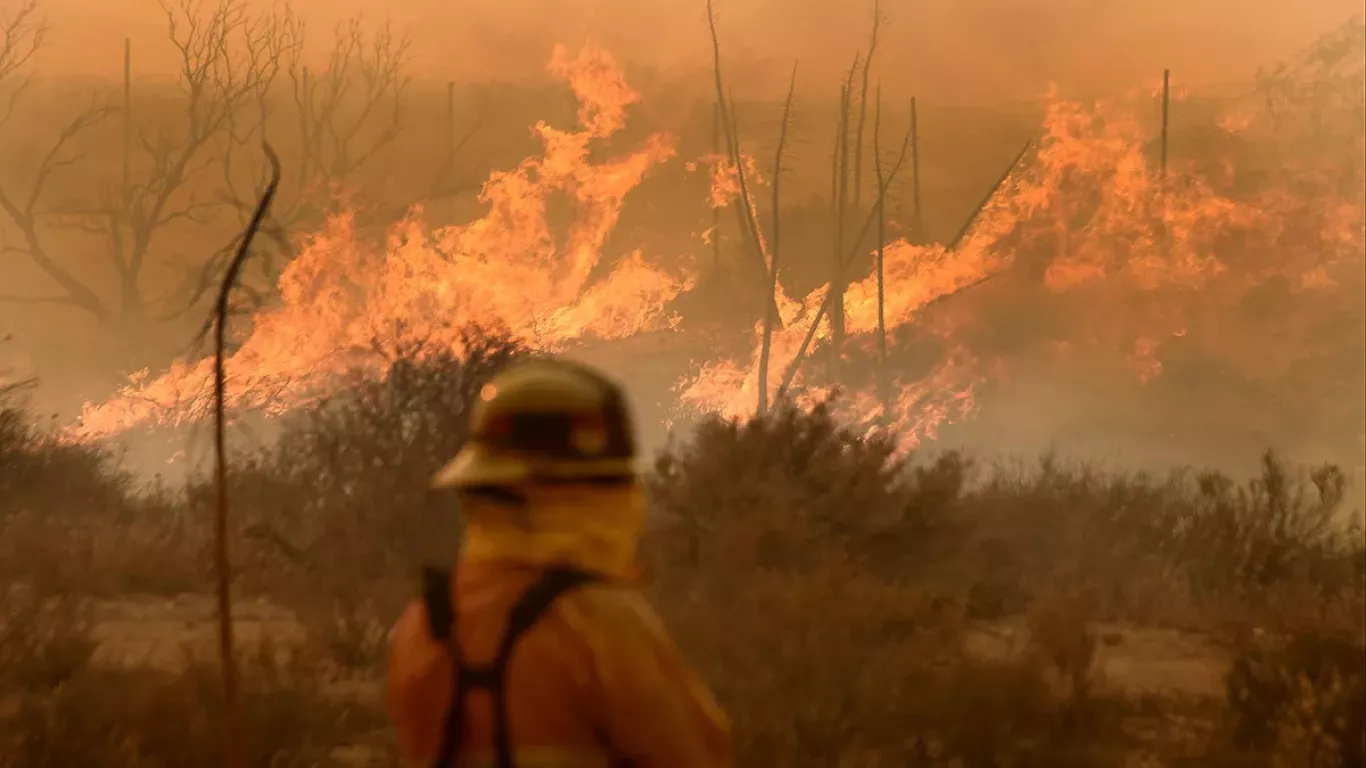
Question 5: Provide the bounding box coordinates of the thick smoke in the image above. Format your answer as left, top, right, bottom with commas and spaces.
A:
36, 0, 1363, 102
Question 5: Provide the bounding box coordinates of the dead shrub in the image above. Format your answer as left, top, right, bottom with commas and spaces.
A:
4, 335, 1364, 765
0, 591, 94, 693
6, 650, 375, 768
1025, 590, 1100, 703
1223, 631, 1366, 767
645, 405, 1125, 766
1173, 452, 1354, 598
0, 395, 136, 525
222, 330, 524, 572
959, 451, 1362, 630
647, 398, 968, 575
173, 330, 531, 675
0, 392, 202, 597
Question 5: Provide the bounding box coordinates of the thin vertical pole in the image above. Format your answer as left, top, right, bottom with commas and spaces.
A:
446, 81, 456, 220
910, 96, 921, 239
875, 87, 888, 423
1160, 69, 1170, 178
446, 82, 455, 158
300, 67, 311, 178
122, 38, 131, 207
711, 100, 721, 273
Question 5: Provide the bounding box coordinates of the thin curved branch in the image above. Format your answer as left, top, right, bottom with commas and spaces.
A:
212, 141, 280, 768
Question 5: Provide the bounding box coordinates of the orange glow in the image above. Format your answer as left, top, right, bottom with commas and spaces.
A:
71, 44, 1363, 455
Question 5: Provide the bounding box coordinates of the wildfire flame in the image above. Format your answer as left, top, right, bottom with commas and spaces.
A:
72, 41, 1363, 458
676, 77, 1362, 448
74, 45, 687, 440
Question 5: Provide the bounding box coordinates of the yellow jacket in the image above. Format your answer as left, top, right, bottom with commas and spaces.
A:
386, 482, 732, 767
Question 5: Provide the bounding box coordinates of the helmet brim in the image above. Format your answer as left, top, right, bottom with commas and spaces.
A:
431, 443, 641, 489
430, 444, 531, 489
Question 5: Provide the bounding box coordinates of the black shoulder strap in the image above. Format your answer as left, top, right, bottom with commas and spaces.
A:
426, 565, 603, 768
421, 566, 455, 643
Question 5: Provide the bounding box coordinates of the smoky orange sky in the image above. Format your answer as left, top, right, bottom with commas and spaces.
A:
34, 0, 1362, 102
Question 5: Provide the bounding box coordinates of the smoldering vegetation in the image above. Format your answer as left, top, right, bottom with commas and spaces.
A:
2, 341, 1364, 766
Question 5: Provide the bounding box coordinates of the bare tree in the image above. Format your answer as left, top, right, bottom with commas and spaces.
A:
757, 64, 797, 417
851, 0, 881, 211
706, 0, 784, 326
0, 102, 111, 318
0, 0, 280, 339
828, 58, 857, 372
187, 8, 416, 313
0, 0, 112, 318
0, 0, 41, 129
297, 18, 408, 184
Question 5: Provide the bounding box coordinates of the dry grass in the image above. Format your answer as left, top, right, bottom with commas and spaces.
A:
2, 351, 1363, 767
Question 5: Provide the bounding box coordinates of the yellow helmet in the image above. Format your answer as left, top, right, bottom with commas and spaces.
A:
430, 358, 639, 489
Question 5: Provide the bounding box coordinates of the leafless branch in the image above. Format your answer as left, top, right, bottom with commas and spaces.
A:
0, 104, 114, 321
829, 56, 858, 366
0, 0, 42, 129
286, 13, 410, 190
206, 9, 414, 307
873, 84, 888, 420
44, 0, 287, 324
211, 141, 280, 768
706, 0, 783, 326
776, 111, 916, 403
757, 63, 797, 417
851, 0, 881, 211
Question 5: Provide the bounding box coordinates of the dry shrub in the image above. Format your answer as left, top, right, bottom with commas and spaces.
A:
5, 651, 376, 768
647, 398, 968, 574
0, 591, 94, 693
656, 550, 1104, 767
1223, 632, 1366, 768
1024, 590, 1100, 702
960, 451, 1362, 630
0, 554, 377, 768
0, 507, 205, 598
645, 403, 1122, 766
1170, 453, 1355, 598
4, 338, 1364, 765
0, 398, 133, 522
196, 330, 528, 666
0, 394, 203, 597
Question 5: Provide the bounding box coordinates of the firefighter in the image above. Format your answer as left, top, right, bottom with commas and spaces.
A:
386, 357, 732, 768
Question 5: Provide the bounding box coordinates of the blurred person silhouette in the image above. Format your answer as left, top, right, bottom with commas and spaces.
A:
386, 358, 731, 768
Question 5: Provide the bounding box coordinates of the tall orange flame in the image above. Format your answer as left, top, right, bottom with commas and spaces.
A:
72, 46, 1363, 460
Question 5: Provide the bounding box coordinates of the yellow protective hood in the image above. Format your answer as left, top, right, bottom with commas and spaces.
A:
456, 481, 645, 581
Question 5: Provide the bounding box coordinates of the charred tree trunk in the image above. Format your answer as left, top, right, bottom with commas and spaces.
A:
910, 96, 922, 240
851, 0, 880, 212
830, 60, 857, 379
758, 65, 797, 416
874, 85, 889, 423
